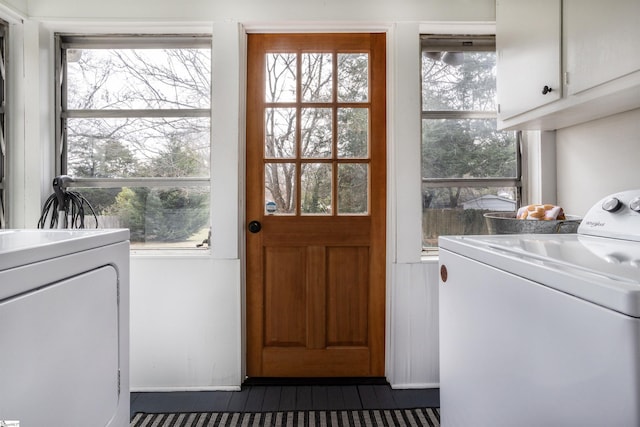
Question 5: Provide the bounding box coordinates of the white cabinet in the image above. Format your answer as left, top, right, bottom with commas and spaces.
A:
564, 0, 640, 96
497, 0, 640, 130
496, 0, 561, 120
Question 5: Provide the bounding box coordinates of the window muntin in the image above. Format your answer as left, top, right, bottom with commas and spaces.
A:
421, 35, 520, 251
56, 35, 211, 249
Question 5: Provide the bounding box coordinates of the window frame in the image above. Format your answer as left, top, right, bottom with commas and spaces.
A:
54, 33, 213, 248
0, 20, 7, 228
420, 34, 522, 253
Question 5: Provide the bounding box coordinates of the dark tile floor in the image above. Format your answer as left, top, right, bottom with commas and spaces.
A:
130, 381, 439, 419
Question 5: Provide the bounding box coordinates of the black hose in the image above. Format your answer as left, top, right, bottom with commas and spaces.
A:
37, 190, 99, 229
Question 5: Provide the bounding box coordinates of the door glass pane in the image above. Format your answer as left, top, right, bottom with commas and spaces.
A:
266, 53, 297, 103
302, 53, 332, 103
301, 163, 332, 215
337, 53, 368, 102
301, 108, 332, 159
265, 163, 296, 215
338, 163, 368, 214
337, 108, 368, 158
265, 108, 297, 159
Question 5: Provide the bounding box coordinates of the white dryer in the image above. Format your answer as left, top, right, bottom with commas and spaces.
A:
0, 229, 129, 427
439, 190, 640, 427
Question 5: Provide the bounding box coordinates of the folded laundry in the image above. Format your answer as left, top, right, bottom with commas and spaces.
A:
517, 204, 566, 220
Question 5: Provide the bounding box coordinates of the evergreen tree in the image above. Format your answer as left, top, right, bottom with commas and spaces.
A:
421, 50, 516, 208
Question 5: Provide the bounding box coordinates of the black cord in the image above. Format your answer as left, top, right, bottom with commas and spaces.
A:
37, 194, 58, 229
37, 191, 99, 229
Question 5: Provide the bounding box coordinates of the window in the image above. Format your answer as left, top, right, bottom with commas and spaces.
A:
0, 20, 7, 228
55, 35, 211, 249
421, 35, 520, 250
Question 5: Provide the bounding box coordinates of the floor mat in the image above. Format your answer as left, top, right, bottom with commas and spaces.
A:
130, 407, 440, 426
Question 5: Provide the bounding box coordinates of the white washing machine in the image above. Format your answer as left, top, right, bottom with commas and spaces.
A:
438, 190, 640, 427
0, 229, 130, 427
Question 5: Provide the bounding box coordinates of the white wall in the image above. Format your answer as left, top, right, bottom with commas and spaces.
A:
130, 257, 242, 390
388, 262, 440, 388
25, 0, 495, 22
517, 130, 560, 209
0, 0, 25, 16
1, 0, 497, 390
556, 108, 640, 216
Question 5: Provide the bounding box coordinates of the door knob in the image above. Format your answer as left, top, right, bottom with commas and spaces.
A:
248, 220, 262, 233
541, 85, 553, 95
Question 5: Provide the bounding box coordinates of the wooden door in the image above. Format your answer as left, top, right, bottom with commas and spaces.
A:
246, 33, 386, 377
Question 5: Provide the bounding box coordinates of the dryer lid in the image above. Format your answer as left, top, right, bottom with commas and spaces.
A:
0, 229, 129, 271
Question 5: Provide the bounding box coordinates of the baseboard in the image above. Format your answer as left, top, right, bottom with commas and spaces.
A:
242, 377, 389, 386
130, 385, 242, 392
390, 382, 440, 389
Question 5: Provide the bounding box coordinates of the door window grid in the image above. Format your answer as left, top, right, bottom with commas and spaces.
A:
264, 52, 370, 216
420, 35, 521, 251
55, 34, 212, 248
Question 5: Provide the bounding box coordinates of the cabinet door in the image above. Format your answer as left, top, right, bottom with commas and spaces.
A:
496, 0, 562, 120
564, 0, 640, 96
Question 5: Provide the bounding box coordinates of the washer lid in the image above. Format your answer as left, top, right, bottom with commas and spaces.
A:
0, 229, 130, 271
439, 233, 640, 317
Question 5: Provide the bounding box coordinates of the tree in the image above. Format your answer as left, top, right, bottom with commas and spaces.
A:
421, 50, 516, 209
107, 139, 209, 242
105, 187, 145, 240
69, 136, 138, 178
110, 186, 209, 242
64, 43, 211, 242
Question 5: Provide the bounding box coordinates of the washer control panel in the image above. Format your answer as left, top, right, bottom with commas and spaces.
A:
579, 189, 640, 242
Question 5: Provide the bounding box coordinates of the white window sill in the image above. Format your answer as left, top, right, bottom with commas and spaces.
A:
420, 251, 440, 263
130, 248, 212, 258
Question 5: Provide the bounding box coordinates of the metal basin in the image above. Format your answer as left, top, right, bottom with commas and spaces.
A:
484, 212, 582, 234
